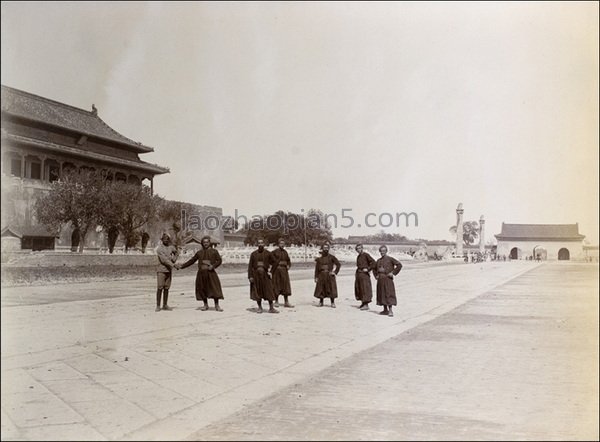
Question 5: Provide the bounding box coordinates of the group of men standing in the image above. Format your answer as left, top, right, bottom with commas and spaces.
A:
155, 235, 403, 317
314, 242, 403, 316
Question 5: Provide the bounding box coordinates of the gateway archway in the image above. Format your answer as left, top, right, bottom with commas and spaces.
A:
558, 248, 570, 260
533, 246, 547, 261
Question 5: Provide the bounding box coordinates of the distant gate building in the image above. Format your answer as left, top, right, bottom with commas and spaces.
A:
495, 223, 585, 261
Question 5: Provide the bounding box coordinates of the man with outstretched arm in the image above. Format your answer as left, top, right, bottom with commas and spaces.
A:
177, 236, 224, 311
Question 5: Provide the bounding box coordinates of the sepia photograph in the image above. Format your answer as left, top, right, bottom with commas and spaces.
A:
1, 1, 598, 440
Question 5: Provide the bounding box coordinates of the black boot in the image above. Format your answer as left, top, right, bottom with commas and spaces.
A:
162, 289, 172, 310
155, 289, 162, 312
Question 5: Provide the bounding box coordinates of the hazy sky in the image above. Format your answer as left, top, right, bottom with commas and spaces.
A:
2, 2, 598, 243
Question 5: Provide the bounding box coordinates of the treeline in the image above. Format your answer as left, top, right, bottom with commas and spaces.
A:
360, 232, 408, 242
239, 210, 333, 246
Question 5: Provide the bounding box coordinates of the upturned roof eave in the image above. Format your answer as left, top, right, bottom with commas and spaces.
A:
1, 110, 155, 153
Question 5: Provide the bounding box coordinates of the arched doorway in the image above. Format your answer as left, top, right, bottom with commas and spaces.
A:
533, 246, 547, 261
558, 248, 570, 260
509, 247, 520, 260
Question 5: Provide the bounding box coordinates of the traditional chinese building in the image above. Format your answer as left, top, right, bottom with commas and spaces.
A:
495, 223, 586, 261
1, 85, 170, 250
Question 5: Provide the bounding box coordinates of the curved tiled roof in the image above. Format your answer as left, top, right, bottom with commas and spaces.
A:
1, 225, 59, 238
1, 85, 154, 153
495, 223, 585, 240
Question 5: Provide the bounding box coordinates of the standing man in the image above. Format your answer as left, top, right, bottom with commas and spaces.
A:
155, 233, 177, 312
177, 236, 224, 311
271, 238, 294, 308
248, 238, 278, 313
313, 242, 341, 308
141, 231, 150, 254
354, 243, 375, 310
375, 245, 403, 317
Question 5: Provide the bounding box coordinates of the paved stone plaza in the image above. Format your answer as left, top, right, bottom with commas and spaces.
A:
1, 262, 598, 440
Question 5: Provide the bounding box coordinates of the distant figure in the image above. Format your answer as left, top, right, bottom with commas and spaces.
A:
107, 226, 119, 254
354, 243, 375, 310
375, 245, 403, 317
314, 243, 341, 308
248, 238, 278, 314
71, 228, 80, 252
177, 236, 224, 311
141, 231, 150, 254
271, 238, 293, 308
155, 233, 177, 312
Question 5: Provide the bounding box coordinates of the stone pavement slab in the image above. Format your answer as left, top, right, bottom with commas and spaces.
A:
190, 263, 598, 441
2, 261, 544, 440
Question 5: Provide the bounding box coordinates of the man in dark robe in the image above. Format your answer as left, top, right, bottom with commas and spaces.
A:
354, 243, 375, 310
177, 236, 224, 311
248, 238, 278, 313
375, 245, 403, 317
270, 238, 293, 308
155, 233, 177, 312
313, 242, 341, 308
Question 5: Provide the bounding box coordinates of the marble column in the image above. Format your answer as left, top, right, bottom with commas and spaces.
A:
479, 215, 485, 254
456, 203, 464, 257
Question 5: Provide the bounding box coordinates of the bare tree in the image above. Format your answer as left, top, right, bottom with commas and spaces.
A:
99, 182, 163, 252
35, 170, 104, 253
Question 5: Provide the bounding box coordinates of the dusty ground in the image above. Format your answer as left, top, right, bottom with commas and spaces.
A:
191, 263, 599, 441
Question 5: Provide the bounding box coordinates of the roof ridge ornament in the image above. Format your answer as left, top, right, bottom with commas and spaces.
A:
91, 104, 98, 116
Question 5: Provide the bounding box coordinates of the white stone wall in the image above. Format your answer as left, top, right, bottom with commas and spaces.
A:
496, 240, 584, 260
1, 236, 21, 252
